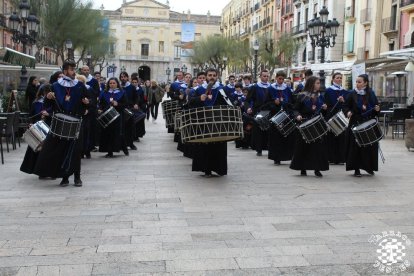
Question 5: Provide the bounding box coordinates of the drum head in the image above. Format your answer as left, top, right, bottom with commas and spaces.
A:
353, 119, 377, 131
54, 113, 80, 122
300, 115, 320, 128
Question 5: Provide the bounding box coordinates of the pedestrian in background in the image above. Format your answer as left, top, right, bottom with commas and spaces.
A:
147, 80, 165, 123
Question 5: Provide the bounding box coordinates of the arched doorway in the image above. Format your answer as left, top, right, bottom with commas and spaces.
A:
138, 66, 151, 81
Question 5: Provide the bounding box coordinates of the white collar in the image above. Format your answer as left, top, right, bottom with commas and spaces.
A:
329, 84, 343, 90
122, 81, 131, 87
57, 76, 79, 87
257, 82, 270, 88
108, 88, 121, 94
271, 82, 287, 90
85, 84, 90, 89
355, 88, 366, 95
180, 83, 188, 89
227, 83, 235, 88
202, 81, 220, 89
86, 74, 93, 82
175, 79, 185, 84
234, 91, 243, 95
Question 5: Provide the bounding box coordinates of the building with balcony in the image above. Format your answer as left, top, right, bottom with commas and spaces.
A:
104, 0, 221, 82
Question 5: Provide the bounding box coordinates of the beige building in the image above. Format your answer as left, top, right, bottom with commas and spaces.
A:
103, 0, 221, 82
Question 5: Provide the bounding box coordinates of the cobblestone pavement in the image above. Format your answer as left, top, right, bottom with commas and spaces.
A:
0, 116, 413, 276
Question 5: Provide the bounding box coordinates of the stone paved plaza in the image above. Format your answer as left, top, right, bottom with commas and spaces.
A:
0, 117, 414, 276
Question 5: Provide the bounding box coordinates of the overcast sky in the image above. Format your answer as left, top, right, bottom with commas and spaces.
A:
95, 0, 228, 15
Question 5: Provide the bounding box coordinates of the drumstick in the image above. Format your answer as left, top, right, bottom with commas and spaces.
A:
205, 81, 215, 95
361, 107, 374, 117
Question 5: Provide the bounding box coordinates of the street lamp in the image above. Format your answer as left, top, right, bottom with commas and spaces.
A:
121, 65, 126, 72
307, 6, 340, 91
107, 63, 117, 78
8, 0, 39, 91
86, 51, 92, 68
252, 40, 259, 82
65, 39, 74, 61
222, 56, 228, 78
181, 64, 187, 73
166, 67, 171, 83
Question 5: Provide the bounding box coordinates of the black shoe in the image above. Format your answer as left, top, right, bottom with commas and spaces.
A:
300, 170, 307, 176
85, 153, 91, 159
130, 144, 137, 150
314, 170, 323, 177
256, 151, 262, 156
74, 178, 83, 187
59, 178, 69, 187
354, 169, 362, 177
91, 147, 98, 152
136, 138, 140, 142
105, 153, 114, 158
274, 161, 281, 165
365, 170, 375, 176
203, 171, 212, 178
123, 148, 129, 156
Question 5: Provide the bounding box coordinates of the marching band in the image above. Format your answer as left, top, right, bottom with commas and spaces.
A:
19, 62, 383, 186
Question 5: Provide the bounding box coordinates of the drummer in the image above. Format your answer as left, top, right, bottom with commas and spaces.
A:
167, 71, 188, 133
98, 77, 129, 158
244, 70, 273, 156
290, 76, 329, 177
268, 70, 295, 165
187, 68, 230, 177
33, 60, 89, 187
343, 74, 380, 177
120, 72, 138, 151
324, 72, 349, 165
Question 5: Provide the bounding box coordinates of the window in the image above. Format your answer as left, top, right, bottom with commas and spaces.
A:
159, 41, 164, 52
126, 40, 131, 51
175, 32, 181, 35
174, 46, 181, 58
141, 43, 149, 56
109, 43, 115, 55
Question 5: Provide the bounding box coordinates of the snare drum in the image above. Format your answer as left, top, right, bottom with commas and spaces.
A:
50, 113, 82, 140
133, 111, 146, 124
270, 110, 296, 137
352, 119, 383, 147
180, 105, 243, 143
23, 121, 50, 152
97, 106, 120, 128
123, 108, 133, 121
161, 100, 180, 128
174, 111, 182, 133
254, 110, 271, 131
298, 115, 328, 143
327, 111, 349, 136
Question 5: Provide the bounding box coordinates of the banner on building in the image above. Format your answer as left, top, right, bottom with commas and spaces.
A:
181, 23, 195, 42
352, 63, 366, 89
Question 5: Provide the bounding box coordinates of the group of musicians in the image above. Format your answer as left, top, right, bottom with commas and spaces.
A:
166, 68, 381, 178
20, 60, 148, 186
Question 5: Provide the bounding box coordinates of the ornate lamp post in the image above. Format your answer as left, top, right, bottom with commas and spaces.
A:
307, 6, 340, 91
8, 0, 39, 91
121, 65, 126, 73
166, 67, 171, 83
181, 64, 187, 73
252, 40, 259, 82
107, 63, 117, 78
65, 39, 74, 61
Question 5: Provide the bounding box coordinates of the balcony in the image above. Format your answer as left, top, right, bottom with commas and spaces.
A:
283, 4, 292, 16
343, 41, 355, 56
291, 23, 307, 36
345, 6, 356, 22
254, 3, 260, 11
119, 55, 171, 62
293, 0, 301, 7
360, 8, 372, 25
357, 47, 369, 60
401, 0, 414, 10
253, 23, 259, 31
382, 17, 398, 36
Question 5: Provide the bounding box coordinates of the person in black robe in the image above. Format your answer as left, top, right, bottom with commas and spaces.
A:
187, 68, 231, 177
120, 72, 138, 150
268, 70, 295, 165
25, 76, 39, 111
33, 60, 89, 186
98, 77, 129, 158
244, 70, 273, 156
290, 76, 329, 177
167, 71, 187, 133
20, 84, 53, 176
233, 84, 249, 149
324, 72, 349, 164
174, 73, 192, 143
343, 74, 380, 177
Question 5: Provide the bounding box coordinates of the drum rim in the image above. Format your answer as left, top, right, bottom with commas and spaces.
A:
299, 115, 325, 128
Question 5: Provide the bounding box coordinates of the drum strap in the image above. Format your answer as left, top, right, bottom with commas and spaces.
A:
219, 89, 234, 106
378, 143, 386, 164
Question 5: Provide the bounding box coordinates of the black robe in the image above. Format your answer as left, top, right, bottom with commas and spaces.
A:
188, 85, 230, 175
98, 89, 128, 154
167, 81, 186, 133
267, 84, 295, 162
33, 79, 88, 178
324, 86, 349, 164
123, 84, 139, 147
290, 92, 329, 171
245, 84, 273, 152
343, 89, 379, 172
134, 87, 146, 139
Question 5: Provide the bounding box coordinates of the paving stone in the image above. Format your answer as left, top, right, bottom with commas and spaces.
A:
166, 258, 239, 272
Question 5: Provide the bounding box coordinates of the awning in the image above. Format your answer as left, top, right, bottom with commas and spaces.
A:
1, 47, 36, 68
380, 47, 414, 59
310, 61, 355, 72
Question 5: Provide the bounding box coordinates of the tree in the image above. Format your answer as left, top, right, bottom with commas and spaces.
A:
272, 33, 299, 75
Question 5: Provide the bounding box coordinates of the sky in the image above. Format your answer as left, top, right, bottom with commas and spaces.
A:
94, 0, 229, 16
